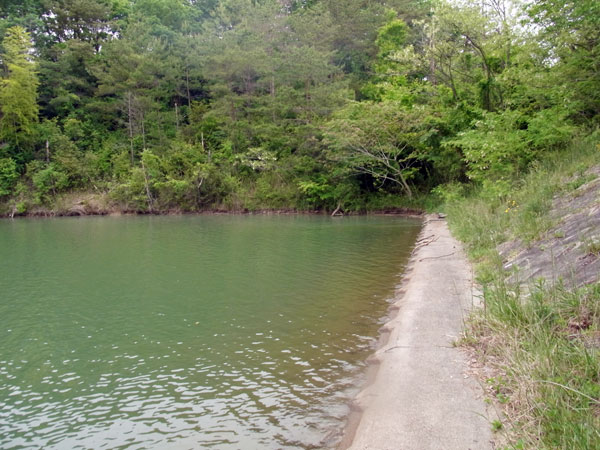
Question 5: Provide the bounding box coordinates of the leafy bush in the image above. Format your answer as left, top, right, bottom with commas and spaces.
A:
446, 108, 575, 198
446, 110, 532, 188
28, 161, 69, 201
0, 157, 19, 197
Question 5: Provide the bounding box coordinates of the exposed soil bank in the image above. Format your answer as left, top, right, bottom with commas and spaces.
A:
340, 215, 494, 450
0, 191, 423, 219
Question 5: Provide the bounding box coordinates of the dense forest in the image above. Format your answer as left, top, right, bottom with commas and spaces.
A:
0, 0, 598, 214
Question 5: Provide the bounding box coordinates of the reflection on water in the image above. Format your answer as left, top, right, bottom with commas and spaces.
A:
0, 215, 420, 449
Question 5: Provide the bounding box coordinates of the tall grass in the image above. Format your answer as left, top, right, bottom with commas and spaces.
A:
467, 281, 600, 449
446, 137, 600, 449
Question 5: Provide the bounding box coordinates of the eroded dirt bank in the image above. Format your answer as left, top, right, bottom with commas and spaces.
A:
0, 191, 422, 218
341, 215, 494, 450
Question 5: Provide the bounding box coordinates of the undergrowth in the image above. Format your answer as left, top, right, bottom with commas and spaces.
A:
445, 137, 600, 449
468, 281, 600, 449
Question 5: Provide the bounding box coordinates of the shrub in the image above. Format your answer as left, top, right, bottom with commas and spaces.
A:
0, 157, 19, 197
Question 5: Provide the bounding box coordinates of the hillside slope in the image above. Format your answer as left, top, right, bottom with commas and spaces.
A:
446, 145, 600, 449
499, 165, 600, 288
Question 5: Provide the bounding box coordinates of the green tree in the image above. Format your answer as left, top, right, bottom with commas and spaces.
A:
326, 100, 429, 199
41, 0, 124, 51
0, 26, 39, 163
0, 1, 46, 49
527, 0, 600, 121
0, 157, 19, 196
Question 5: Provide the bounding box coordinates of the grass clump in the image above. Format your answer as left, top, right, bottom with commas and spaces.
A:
444, 138, 600, 449
585, 238, 600, 257
466, 281, 600, 449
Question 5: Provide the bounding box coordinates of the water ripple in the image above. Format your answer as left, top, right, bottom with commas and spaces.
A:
0, 215, 420, 449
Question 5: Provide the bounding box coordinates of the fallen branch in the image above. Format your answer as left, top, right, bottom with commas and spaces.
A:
418, 252, 455, 262
331, 202, 343, 217
412, 236, 439, 253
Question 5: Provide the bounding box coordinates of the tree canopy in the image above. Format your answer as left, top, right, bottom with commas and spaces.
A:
0, 0, 597, 211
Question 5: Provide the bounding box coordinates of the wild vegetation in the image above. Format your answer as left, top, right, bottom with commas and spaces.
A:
448, 138, 599, 449
1, 1, 599, 447
1, 0, 596, 215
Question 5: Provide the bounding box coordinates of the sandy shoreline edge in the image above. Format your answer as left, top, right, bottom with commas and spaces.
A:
338, 215, 494, 450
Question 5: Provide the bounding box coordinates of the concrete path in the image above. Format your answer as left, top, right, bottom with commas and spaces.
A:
343, 216, 494, 450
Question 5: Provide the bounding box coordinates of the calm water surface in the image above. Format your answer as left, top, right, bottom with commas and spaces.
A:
0, 215, 421, 449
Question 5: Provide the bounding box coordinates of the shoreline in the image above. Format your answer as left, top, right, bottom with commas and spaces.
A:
338, 215, 494, 450
1, 206, 424, 220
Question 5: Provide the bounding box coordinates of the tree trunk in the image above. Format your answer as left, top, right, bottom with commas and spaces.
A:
331, 202, 343, 216
398, 172, 413, 198
185, 68, 192, 108
141, 159, 153, 213
127, 91, 134, 164
141, 110, 146, 150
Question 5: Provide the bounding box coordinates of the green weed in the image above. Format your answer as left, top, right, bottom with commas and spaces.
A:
492, 420, 504, 432
585, 238, 600, 256
447, 139, 600, 449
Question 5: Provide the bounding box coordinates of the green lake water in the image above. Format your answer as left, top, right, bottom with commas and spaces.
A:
0, 215, 421, 449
